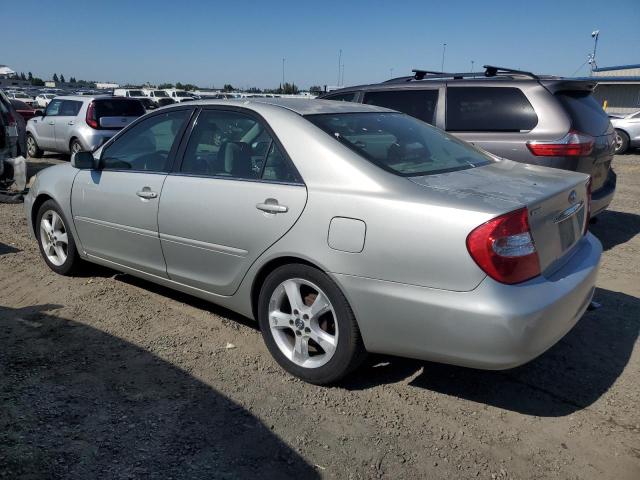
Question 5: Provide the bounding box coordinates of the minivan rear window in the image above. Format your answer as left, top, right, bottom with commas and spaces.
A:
446, 87, 538, 132
363, 89, 438, 125
555, 91, 611, 136
307, 112, 493, 177
95, 99, 145, 118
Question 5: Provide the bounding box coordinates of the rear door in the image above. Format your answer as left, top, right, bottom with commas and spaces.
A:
54, 100, 83, 151
158, 107, 307, 296
555, 91, 615, 192
72, 108, 192, 276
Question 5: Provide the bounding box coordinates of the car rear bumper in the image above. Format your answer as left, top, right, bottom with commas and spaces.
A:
591, 169, 616, 217
331, 233, 601, 370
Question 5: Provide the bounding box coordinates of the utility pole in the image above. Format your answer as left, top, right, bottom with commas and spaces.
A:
441, 43, 447, 72
390, 68, 394, 78
471, 60, 474, 72
589, 30, 600, 73
337, 49, 342, 86
340, 63, 344, 86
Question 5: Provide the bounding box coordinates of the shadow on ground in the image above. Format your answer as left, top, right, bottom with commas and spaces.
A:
0, 304, 318, 479
343, 288, 639, 417
589, 209, 640, 251
0, 242, 20, 256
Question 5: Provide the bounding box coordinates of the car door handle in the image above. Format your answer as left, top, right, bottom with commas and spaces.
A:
136, 190, 158, 199
48, 121, 55, 125
67, 121, 74, 125
256, 199, 288, 213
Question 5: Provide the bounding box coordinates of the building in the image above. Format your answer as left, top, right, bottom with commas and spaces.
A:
591, 64, 640, 115
96, 82, 120, 89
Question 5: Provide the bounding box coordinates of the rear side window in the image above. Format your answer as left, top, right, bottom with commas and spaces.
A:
323, 92, 358, 102
363, 89, 438, 124
555, 91, 611, 136
95, 99, 145, 118
446, 87, 538, 132
60, 100, 82, 116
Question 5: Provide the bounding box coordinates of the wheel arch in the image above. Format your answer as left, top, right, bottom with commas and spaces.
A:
31, 193, 54, 233
250, 256, 324, 321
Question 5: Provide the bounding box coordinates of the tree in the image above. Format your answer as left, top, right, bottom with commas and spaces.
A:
158, 83, 174, 89
246, 87, 262, 93
20, 72, 26, 81
223, 84, 234, 92
309, 85, 323, 95
69, 77, 76, 83
31, 77, 45, 86
53, 73, 59, 82
277, 82, 299, 95
28, 72, 33, 81
60, 74, 65, 83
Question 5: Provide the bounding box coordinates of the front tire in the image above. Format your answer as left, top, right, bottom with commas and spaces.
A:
614, 129, 629, 154
36, 200, 81, 275
258, 264, 367, 384
26, 134, 43, 158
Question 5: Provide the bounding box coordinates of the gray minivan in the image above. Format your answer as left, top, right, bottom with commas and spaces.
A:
320, 66, 617, 216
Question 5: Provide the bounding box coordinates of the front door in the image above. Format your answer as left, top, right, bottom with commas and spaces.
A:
158, 108, 307, 295
71, 108, 192, 276
32, 98, 62, 149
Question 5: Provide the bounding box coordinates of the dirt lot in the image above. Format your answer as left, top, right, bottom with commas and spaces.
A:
1, 153, 639, 479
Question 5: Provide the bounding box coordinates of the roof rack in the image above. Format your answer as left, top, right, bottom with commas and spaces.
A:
412, 69, 446, 80
483, 65, 539, 80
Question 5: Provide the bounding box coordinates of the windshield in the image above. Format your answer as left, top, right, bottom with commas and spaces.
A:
128, 90, 145, 96
15, 93, 29, 99
306, 112, 493, 176
176, 91, 192, 97
153, 90, 168, 97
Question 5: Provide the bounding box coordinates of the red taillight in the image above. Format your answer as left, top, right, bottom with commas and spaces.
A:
584, 177, 592, 235
466, 207, 541, 285
526, 130, 594, 157
86, 101, 98, 129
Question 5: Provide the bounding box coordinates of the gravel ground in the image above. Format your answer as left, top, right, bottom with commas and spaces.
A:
1, 153, 639, 479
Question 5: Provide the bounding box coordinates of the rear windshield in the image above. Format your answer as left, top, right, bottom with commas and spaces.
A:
10, 100, 30, 110
555, 91, 611, 136
306, 112, 493, 177
176, 91, 191, 97
153, 90, 168, 97
128, 90, 145, 96
95, 99, 145, 118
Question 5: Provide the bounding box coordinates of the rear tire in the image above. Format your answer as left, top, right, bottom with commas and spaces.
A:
36, 200, 81, 275
26, 134, 43, 158
258, 264, 367, 385
70, 138, 84, 155
614, 129, 629, 155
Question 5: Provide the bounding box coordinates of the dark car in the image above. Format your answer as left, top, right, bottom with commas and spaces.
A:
319, 66, 617, 216
9, 99, 37, 122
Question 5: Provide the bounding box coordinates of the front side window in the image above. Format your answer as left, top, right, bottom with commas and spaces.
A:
45, 99, 63, 116
363, 89, 438, 124
101, 109, 190, 172
446, 87, 538, 132
307, 112, 493, 177
180, 109, 301, 183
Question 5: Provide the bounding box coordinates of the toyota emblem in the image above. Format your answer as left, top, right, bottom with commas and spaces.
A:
568, 190, 577, 203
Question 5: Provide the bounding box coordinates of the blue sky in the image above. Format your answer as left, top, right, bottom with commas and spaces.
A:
3, 0, 639, 89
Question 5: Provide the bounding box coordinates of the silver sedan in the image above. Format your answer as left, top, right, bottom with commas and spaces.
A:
24, 99, 601, 384
610, 110, 640, 154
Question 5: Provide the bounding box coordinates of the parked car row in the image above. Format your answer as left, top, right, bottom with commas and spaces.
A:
26, 75, 604, 383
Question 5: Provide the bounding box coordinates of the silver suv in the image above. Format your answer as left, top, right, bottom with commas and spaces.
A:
320, 66, 617, 216
26, 96, 145, 157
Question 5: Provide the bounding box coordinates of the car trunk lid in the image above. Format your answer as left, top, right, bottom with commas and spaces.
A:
409, 160, 591, 276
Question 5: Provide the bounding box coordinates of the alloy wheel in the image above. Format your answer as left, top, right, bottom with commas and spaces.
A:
268, 278, 338, 368
39, 210, 69, 267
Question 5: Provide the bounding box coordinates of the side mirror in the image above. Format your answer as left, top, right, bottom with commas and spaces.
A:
35, 110, 45, 117
71, 151, 98, 170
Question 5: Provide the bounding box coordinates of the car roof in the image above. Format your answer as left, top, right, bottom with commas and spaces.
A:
163, 97, 393, 115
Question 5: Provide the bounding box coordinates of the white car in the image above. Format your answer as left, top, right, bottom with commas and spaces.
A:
35, 94, 57, 108
143, 89, 175, 107
166, 89, 196, 103
7, 91, 35, 106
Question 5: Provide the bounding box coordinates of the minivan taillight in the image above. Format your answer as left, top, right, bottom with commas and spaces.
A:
466, 208, 541, 285
86, 101, 98, 129
526, 130, 594, 157
584, 177, 592, 235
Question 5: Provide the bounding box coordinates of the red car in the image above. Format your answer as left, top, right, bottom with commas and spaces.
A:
9, 99, 37, 122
